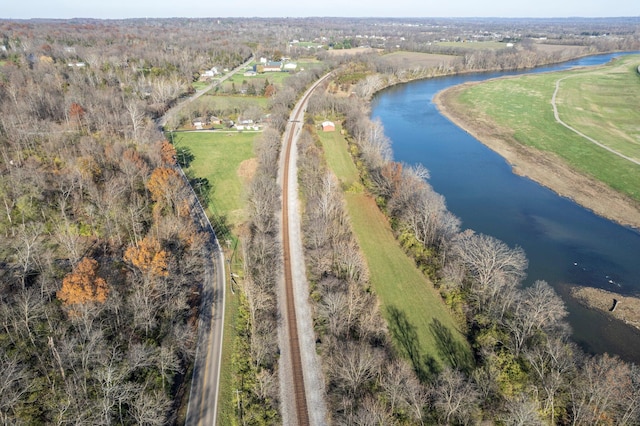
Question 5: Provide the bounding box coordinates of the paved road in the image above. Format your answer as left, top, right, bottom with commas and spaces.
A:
184, 225, 226, 426
157, 56, 254, 130
155, 61, 254, 425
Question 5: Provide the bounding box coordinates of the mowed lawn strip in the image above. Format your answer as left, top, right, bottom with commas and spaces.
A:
318, 130, 469, 368
316, 123, 359, 187
455, 54, 640, 201
344, 192, 468, 368
177, 130, 256, 426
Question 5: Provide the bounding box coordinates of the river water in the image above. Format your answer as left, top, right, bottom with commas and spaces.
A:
371, 53, 640, 363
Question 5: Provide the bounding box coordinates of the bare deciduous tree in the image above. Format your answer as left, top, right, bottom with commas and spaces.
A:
503, 280, 568, 356
430, 367, 481, 425
453, 230, 528, 313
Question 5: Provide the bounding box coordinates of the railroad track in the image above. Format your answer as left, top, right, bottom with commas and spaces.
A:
281, 73, 332, 426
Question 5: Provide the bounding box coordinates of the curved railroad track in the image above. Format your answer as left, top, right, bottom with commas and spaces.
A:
280, 72, 332, 426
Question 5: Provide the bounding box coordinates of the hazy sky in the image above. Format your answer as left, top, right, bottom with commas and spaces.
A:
3, 0, 638, 19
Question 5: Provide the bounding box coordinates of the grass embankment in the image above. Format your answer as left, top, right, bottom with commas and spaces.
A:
438, 54, 640, 227
317, 126, 471, 373
177, 131, 256, 425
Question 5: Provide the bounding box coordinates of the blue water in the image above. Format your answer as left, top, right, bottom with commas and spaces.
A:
371, 53, 640, 362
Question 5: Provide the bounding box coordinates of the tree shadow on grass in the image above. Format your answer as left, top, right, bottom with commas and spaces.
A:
429, 318, 473, 373
387, 305, 440, 383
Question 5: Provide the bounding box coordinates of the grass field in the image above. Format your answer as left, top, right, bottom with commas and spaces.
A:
316, 123, 359, 188
454, 54, 640, 201
345, 193, 471, 372
224, 68, 289, 87
379, 51, 458, 69
317, 125, 471, 373
176, 130, 257, 425
191, 81, 210, 91
197, 94, 269, 111
176, 131, 256, 225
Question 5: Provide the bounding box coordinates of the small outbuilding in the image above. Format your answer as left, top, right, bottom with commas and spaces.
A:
321, 121, 336, 132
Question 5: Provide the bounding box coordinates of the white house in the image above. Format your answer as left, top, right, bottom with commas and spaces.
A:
284, 63, 297, 71
202, 67, 219, 78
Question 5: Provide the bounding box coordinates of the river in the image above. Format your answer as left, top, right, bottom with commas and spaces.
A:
371, 53, 640, 363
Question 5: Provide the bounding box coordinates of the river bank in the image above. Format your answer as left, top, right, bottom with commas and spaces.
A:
570, 286, 640, 332
433, 82, 640, 230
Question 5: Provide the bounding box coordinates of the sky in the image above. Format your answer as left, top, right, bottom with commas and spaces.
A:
2, 0, 638, 19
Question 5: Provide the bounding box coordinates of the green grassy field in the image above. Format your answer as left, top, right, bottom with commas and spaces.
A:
191, 81, 210, 91
176, 130, 257, 425
316, 123, 359, 188
193, 94, 269, 113
223, 69, 289, 89
317, 126, 471, 374
345, 193, 471, 372
454, 54, 640, 201
176, 131, 255, 225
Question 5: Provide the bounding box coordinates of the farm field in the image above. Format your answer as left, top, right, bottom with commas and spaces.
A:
442, 54, 640, 204
317, 126, 471, 374
379, 51, 458, 69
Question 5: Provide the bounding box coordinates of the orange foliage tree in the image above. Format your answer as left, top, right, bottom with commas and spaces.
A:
159, 140, 177, 165
57, 257, 109, 306
69, 102, 85, 120
146, 167, 182, 214
124, 235, 169, 278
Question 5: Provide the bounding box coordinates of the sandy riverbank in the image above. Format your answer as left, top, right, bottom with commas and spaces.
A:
434, 83, 640, 230
570, 286, 640, 331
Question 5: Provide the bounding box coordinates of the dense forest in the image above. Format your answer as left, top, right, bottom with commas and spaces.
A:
0, 18, 254, 424
1, 16, 640, 425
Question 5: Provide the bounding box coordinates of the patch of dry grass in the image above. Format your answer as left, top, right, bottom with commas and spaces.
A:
380, 51, 458, 68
